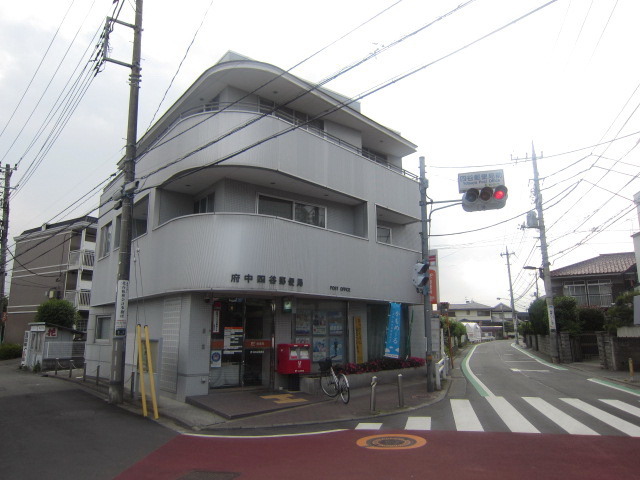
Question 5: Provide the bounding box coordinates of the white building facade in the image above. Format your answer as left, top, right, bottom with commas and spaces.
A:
84, 52, 422, 401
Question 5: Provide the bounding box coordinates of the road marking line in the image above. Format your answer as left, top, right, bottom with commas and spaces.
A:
451, 399, 484, 432
510, 368, 550, 372
405, 417, 431, 431
600, 399, 640, 418
561, 398, 640, 437
523, 397, 598, 435
461, 344, 494, 397
355, 423, 382, 430
588, 378, 640, 397
486, 396, 539, 433
510, 344, 567, 370
184, 429, 347, 439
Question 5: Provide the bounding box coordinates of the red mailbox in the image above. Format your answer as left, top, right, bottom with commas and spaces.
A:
277, 343, 311, 374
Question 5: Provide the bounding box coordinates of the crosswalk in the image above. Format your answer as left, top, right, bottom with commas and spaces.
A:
354, 396, 640, 436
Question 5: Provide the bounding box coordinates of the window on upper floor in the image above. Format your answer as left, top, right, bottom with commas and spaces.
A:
477, 310, 491, 316
114, 215, 121, 249
99, 222, 112, 258
564, 280, 612, 307
133, 196, 149, 239
193, 193, 215, 214
258, 194, 326, 228
377, 226, 392, 244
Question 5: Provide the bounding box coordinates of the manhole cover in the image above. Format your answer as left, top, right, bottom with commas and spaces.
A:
356, 434, 427, 450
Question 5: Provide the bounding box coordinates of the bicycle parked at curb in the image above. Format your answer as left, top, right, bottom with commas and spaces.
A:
318, 356, 350, 404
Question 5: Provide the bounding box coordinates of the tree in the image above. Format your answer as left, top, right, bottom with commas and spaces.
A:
34, 299, 79, 329
554, 296, 581, 334
604, 291, 639, 333
578, 306, 605, 332
528, 298, 548, 335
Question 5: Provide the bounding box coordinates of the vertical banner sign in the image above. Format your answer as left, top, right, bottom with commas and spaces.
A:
354, 316, 364, 364
115, 280, 129, 336
384, 302, 402, 359
428, 251, 439, 305
548, 304, 557, 332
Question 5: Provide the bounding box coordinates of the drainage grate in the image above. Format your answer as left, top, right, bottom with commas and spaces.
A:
178, 472, 240, 480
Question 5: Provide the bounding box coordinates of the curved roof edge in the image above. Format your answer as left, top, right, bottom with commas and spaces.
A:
137, 51, 417, 157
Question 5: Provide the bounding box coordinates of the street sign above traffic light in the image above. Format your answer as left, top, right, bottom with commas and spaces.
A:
458, 169, 508, 212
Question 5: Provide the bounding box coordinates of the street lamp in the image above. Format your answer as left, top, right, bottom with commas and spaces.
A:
523, 266, 541, 299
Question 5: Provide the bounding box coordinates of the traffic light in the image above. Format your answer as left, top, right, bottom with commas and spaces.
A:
412, 262, 429, 290
462, 185, 508, 212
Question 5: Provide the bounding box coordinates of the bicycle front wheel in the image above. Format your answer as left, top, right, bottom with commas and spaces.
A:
320, 372, 339, 397
337, 374, 350, 404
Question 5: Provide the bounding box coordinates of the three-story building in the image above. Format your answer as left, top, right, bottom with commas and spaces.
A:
84, 52, 422, 401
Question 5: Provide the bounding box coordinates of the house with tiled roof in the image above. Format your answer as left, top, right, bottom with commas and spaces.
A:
550, 253, 637, 307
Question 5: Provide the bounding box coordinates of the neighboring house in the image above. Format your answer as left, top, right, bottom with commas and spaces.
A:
85, 52, 422, 402
550, 252, 637, 307
447, 301, 493, 324
21, 322, 85, 370
4, 216, 97, 345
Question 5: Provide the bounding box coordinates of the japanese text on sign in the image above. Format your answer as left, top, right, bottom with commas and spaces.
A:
458, 169, 505, 193
230, 273, 303, 287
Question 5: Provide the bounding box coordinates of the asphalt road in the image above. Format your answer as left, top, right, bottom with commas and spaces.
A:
0, 359, 176, 480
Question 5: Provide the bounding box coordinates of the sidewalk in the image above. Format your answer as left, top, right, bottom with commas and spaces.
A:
26, 341, 640, 433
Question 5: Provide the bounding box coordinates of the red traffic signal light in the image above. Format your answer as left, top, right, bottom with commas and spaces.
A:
462, 185, 508, 212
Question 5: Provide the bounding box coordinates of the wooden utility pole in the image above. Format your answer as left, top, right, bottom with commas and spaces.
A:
0, 164, 12, 342
108, 0, 143, 404
531, 144, 560, 363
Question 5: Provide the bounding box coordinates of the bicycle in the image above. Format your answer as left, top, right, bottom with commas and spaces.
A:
318, 356, 350, 404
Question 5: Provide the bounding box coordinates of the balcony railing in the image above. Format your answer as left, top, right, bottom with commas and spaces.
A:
65, 290, 91, 310
68, 249, 95, 271
152, 101, 419, 182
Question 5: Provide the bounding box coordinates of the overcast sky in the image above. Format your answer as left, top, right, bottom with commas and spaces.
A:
1, 0, 639, 310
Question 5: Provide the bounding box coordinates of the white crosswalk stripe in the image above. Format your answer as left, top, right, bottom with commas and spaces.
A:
561, 398, 640, 437
405, 416, 431, 431
355, 423, 382, 430
486, 396, 539, 433
451, 399, 483, 431
351, 397, 640, 435
599, 399, 640, 419
523, 397, 598, 435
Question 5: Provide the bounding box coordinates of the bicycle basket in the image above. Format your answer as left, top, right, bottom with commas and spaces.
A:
318, 358, 332, 372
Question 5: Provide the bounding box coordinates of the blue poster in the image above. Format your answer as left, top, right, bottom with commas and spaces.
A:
384, 302, 401, 359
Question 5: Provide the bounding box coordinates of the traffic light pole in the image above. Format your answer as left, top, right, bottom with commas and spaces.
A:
531, 144, 560, 363
108, 0, 143, 404
419, 156, 435, 392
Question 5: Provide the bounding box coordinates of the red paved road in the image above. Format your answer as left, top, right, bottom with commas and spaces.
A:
116, 430, 640, 480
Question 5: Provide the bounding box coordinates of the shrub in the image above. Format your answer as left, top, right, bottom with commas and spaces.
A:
578, 306, 605, 331
334, 357, 425, 375
35, 299, 79, 329
0, 343, 22, 360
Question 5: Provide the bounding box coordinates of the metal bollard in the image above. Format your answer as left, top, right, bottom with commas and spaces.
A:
370, 376, 378, 413
83, 363, 87, 382
55, 358, 59, 376
397, 373, 404, 408
68, 362, 73, 378
630, 358, 635, 381
96, 365, 100, 387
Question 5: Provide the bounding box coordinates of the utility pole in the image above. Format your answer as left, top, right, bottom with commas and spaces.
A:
108, 0, 143, 404
501, 248, 518, 344
419, 156, 434, 392
531, 144, 559, 363
0, 164, 12, 342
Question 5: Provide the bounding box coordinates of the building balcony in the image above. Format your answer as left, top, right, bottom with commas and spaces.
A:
65, 289, 91, 311
68, 249, 95, 271
92, 213, 422, 306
